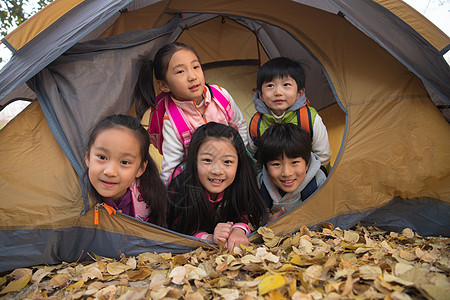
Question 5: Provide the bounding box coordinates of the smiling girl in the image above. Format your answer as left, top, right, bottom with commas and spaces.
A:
133, 42, 249, 183
84, 115, 167, 226
166, 122, 266, 249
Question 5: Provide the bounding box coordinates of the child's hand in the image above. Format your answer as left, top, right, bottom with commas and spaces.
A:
213, 222, 233, 245
267, 207, 286, 223
226, 227, 249, 250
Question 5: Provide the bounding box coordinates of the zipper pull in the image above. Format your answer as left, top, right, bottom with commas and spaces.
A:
102, 203, 117, 215
94, 203, 100, 225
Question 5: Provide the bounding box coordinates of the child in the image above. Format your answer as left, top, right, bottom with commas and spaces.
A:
134, 42, 249, 183
84, 114, 167, 227
248, 57, 332, 169
166, 122, 267, 249
258, 123, 327, 219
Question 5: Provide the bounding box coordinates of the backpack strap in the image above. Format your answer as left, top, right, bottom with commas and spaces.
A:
166, 98, 192, 150
300, 177, 318, 201
208, 85, 234, 122
297, 106, 313, 138
148, 93, 168, 155
259, 181, 273, 209
249, 112, 263, 143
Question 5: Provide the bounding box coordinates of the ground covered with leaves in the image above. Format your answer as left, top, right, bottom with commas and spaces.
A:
1, 224, 449, 299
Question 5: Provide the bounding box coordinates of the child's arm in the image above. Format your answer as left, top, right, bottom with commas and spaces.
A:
160, 118, 184, 183
311, 114, 332, 167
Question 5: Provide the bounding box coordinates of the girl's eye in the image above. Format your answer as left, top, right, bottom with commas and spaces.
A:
121, 160, 131, 165
97, 155, 106, 160
270, 162, 280, 167
193, 65, 201, 70
202, 158, 212, 163
224, 160, 234, 165
284, 82, 292, 86
266, 83, 274, 88
175, 69, 184, 74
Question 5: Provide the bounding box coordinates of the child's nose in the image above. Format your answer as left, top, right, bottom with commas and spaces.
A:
104, 163, 118, 176
281, 165, 292, 176
210, 162, 224, 175
274, 86, 283, 95
187, 69, 197, 81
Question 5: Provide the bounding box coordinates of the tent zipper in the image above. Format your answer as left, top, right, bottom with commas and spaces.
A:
94, 203, 117, 225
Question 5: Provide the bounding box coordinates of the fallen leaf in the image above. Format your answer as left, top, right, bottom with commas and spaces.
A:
81, 266, 103, 281
401, 228, 414, 239
258, 274, 286, 295
107, 261, 133, 275
169, 266, 186, 285
344, 230, 360, 243
48, 274, 70, 288
0, 272, 31, 294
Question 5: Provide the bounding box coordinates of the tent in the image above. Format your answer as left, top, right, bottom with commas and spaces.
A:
0, 0, 449, 272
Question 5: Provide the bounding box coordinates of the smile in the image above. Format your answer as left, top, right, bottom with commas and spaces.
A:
281, 179, 296, 186
189, 84, 200, 91
100, 180, 118, 188
209, 178, 224, 185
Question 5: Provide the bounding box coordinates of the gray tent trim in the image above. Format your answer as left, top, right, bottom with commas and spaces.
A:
0, 226, 199, 273
270, 197, 450, 237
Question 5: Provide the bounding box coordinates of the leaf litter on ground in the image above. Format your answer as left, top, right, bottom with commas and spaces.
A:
1, 224, 449, 299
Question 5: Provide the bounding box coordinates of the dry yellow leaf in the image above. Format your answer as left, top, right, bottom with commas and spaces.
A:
48, 274, 70, 288
81, 266, 103, 281
303, 265, 324, 284
149, 270, 167, 290
358, 265, 381, 280
258, 227, 275, 239
126, 267, 152, 281
399, 249, 416, 261
401, 228, 414, 239
344, 230, 360, 243
268, 289, 287, 299
106, 261, 133, 275
169, 266, 186, 285
255, 247, 279, 263
241, 254, 261, 264
258, 274, 286, 295
31, 266, 54, 283
66, 279, 84, 292
0, 273, 31, 294
394, 263, 413, 277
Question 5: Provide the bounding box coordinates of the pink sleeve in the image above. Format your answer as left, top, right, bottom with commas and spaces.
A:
194, 232, 212, 240
232, 223, 250, 235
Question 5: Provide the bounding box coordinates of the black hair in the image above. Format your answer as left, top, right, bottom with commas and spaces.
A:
256, 57, 306, 93
167, 122, 267, 235
85, 114, 167, 227
259, 123, 312, 167
133, 42, 201, 119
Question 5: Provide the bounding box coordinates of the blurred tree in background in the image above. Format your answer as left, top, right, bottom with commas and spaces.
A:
0, 0, 53, 63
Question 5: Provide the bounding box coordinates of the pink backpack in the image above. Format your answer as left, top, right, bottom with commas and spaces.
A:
148, 84, 235, 154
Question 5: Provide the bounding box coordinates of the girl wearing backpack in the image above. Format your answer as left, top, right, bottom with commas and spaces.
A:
134, 42, 249, 183
166, 122, 267, 249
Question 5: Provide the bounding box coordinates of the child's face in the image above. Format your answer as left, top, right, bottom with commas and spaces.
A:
197, 137, 238, 200
158, 49, 205, 105
259, 75, 304, 116
266, 154, 308, 195
85, 127, 147, 203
